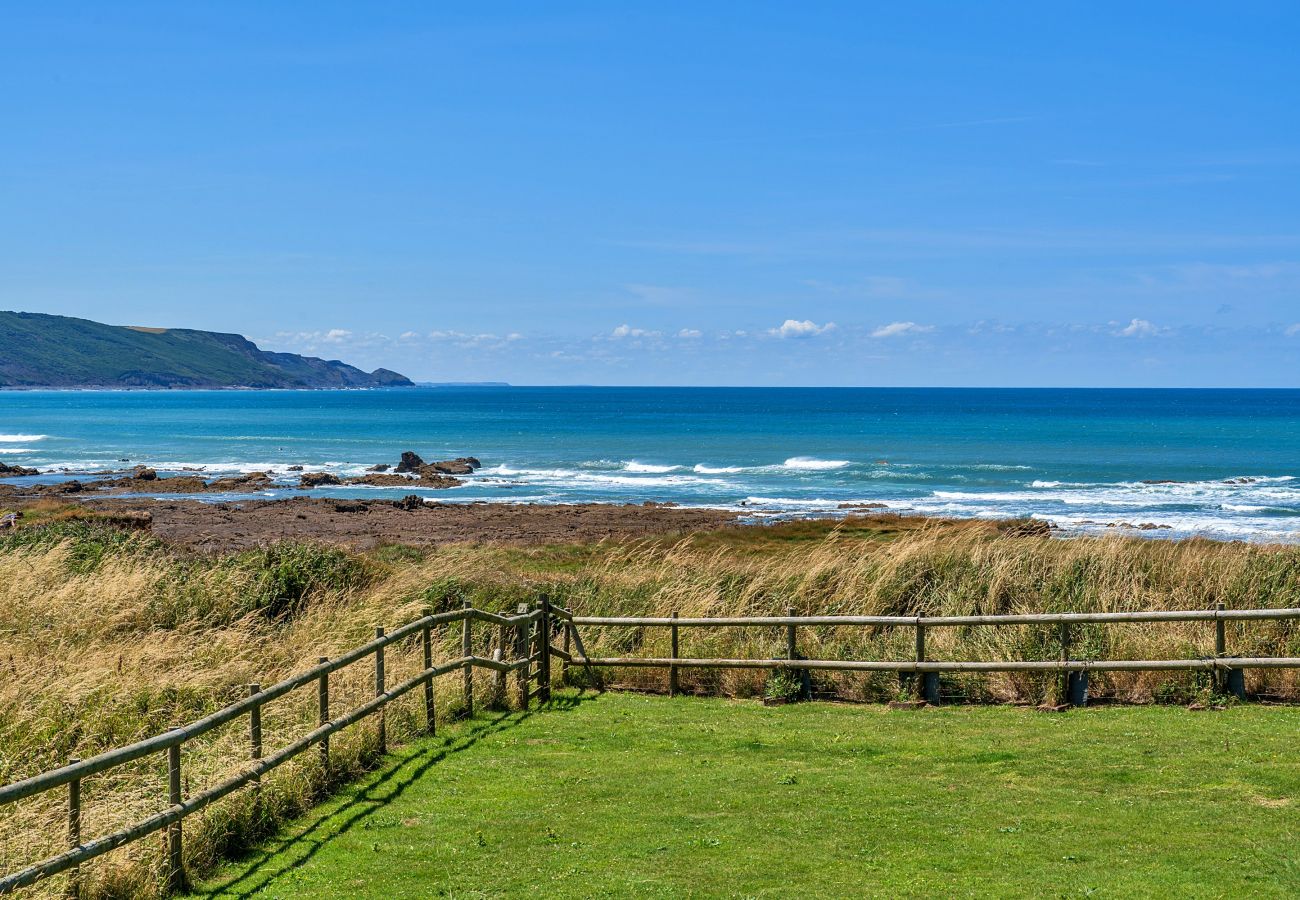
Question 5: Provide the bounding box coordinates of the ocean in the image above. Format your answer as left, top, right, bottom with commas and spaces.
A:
2, 387, 1299, 541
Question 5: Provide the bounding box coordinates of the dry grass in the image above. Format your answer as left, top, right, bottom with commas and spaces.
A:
2, 516, 1300, 897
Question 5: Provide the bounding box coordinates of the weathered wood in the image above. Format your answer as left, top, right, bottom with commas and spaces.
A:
538, 596, 552, 703
562, 621, 572, 685
423, 609, 436, 735
495, 622, 509, 707
317, 657, 330, 773
516, 603, 530, 710
166, 744, 184, 894
248, 683, 262, 807
462, 601, 474, 718
573, 656, 1300, 673
669, 612, 680, 697
375, 626, 386, 754
1058, 622, 1071, 704
0, 609, 473, 807
571, 608, 1300, 628
66, 758, 80, 900
0, 656, 471, 894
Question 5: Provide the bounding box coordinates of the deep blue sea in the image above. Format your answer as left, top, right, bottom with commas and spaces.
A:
2, 387, 1299, 540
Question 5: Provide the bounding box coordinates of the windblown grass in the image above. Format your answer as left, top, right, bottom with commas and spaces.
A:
3, 516, 1299, 897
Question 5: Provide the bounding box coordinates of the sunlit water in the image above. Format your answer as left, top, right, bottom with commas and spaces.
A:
2, 387, 1298, 541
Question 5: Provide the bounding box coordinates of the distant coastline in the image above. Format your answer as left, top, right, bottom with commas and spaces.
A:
0, 310, 413, 390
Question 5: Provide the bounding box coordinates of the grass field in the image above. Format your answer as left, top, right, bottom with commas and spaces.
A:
191, 690, 1300, 899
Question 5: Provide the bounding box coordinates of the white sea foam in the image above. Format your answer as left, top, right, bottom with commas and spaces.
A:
0, 449, 30, 455
622, 461, 683, 473
782, 457, 852, 471
0, 434, 47, 442
694, 464, 747, 474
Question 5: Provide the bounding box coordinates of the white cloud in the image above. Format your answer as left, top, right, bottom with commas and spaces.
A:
323, 329, 351, 343
769, 319, 836, 339
1285, 324, 1300, 337
399, 331, 420, 340
871, 321, 933, 339
1114, 318, 1162, 337
677, 328, 702, 339
611, 324, 661, 339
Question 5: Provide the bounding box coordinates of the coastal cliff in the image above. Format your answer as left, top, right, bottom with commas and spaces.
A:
0, 311, 413, 389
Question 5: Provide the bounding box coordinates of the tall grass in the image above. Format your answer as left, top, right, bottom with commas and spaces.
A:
2, 517, 1299, 897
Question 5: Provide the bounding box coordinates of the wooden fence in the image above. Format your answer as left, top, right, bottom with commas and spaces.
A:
565, 604, 1300, 704
0, 600, 558, 896
4, 599, 1300, 895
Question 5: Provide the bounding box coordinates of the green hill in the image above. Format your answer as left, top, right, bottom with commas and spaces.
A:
0, 312, 413, 389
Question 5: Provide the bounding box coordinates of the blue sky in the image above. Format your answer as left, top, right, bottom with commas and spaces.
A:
2, 2, 1298, 386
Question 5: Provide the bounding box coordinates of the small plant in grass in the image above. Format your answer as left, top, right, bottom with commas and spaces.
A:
764, 672, 801, 703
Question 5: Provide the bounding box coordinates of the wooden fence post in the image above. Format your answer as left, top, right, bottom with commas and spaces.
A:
538, 595, 552, 703
495, 622, 508, 706
1216, 601, 1245, 699
375, 627, 387, 754
917, 617, 939, 704
247, 684, 262, 809
317, 657, 330, 775
422, 608, 436, 735
669, 611, 680, 697
785, 606, 808, 700
1061, 623, 1088, 707
516, 603, 530, 710
66, 757, 80, 900
166, 744, 184, 893
462, 602, 474, 719
561, 621, 572, 685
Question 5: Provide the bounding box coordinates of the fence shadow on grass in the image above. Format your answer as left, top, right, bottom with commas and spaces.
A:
194, 692, 594, 900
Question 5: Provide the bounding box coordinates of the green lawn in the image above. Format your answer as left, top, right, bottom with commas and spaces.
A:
192, 692, 1300, 899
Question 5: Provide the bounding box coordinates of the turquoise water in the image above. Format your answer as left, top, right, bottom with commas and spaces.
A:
2, 387, 1299, 540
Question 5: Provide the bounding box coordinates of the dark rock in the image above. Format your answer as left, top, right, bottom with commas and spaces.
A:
838, 502, 887, 510
347, 473, 416, 487
298, 472, 343, 488
367, 464, 391, 472
332, 501, 367, 513
1141, 480, 1183, 485
0, 463, 40, 477
424, 457, 481, 476
395, 451, 426, 473
133, 466, 158, 481
287, 465, 304, 472
395, 494, 425, 511
997, 518, 1052, 537
206, 472, 273, 491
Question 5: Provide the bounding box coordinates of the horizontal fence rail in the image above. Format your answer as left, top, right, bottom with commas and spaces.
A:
0, 603, 552, 897
568, 604, 1300, 707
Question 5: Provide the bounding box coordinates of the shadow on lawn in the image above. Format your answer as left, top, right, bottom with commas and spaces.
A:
196, 692, 596, 899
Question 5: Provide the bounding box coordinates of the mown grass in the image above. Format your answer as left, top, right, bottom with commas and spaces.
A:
4, 515, 1300, 896
191, 690, 1300, 899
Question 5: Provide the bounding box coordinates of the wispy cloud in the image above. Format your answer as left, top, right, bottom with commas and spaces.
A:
1113, 318, 1164, 338
610, 324, 662, 339
676, 328, 702, 339
769, 319, 836, 339
871, 321, 933, 339
1285, 324, 1300, 337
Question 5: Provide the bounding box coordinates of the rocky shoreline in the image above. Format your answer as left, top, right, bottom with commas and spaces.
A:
0, 450, 478, 498
27, 497, 743, 551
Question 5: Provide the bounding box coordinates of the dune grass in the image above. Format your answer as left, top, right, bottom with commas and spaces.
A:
3, 516, 1300, 896
190, 690, 1300, 899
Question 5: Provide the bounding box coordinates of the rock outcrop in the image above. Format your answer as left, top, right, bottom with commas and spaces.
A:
0, 463, 39, 477
298, 472, 342, 488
